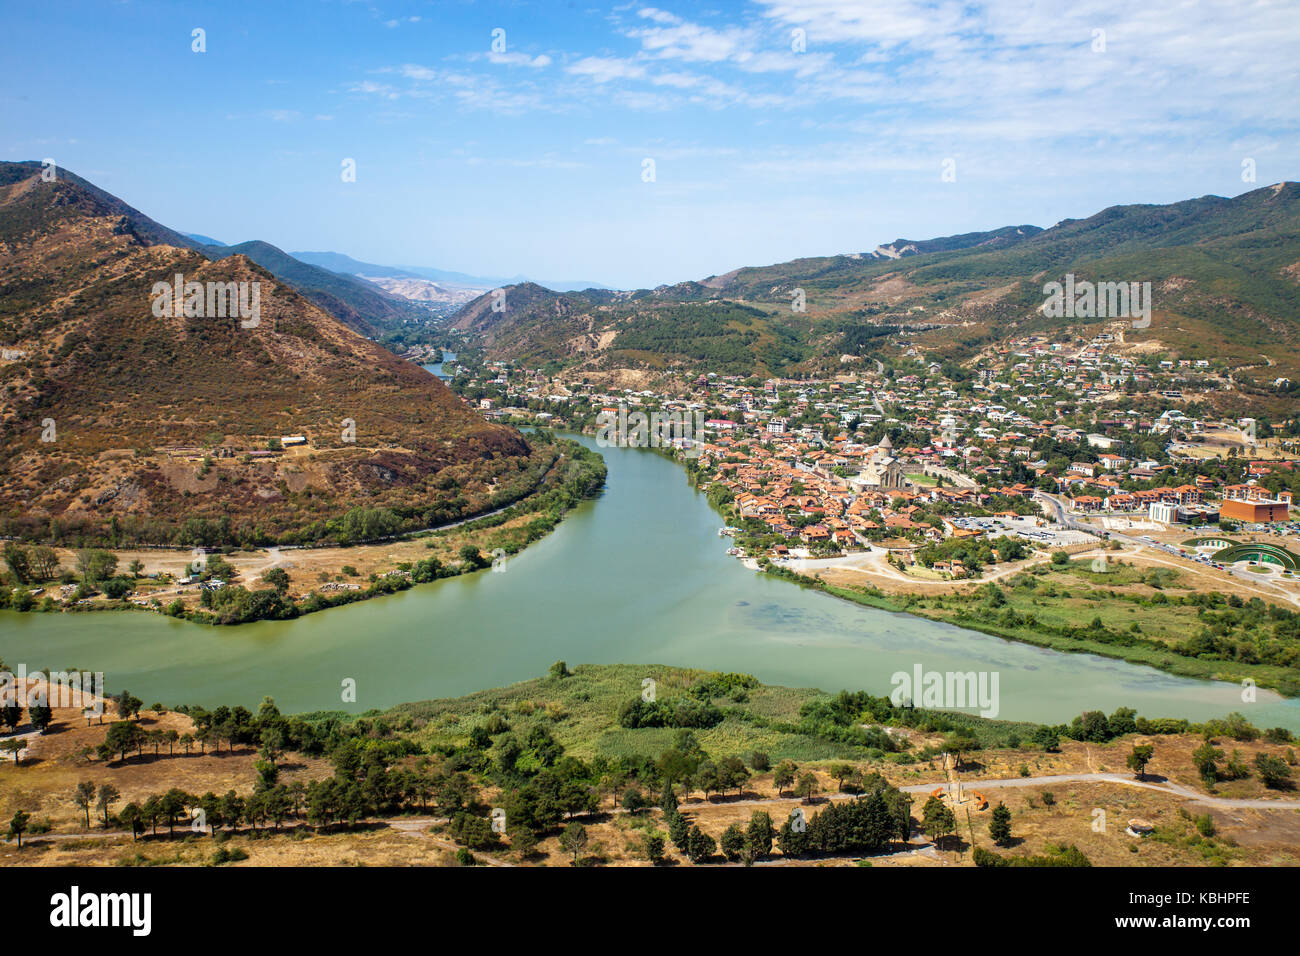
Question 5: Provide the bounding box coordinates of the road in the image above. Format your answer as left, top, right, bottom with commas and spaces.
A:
1034, 491, 1300, 608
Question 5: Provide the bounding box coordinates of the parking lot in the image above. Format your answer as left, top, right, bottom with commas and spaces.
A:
948, 515, 1096, 548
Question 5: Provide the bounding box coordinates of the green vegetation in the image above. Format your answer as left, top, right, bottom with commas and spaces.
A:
763, 559, 1300, 697
0, 435, 606, 626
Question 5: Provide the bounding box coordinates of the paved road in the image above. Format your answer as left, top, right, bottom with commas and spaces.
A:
1035, 491, 1300, 608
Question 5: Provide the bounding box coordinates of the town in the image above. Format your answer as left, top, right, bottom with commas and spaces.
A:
426, 318, 1299, 608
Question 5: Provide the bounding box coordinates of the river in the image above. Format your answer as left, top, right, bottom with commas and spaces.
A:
2, 432, 1298, 729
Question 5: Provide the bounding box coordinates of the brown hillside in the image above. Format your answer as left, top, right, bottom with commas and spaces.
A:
0, 168, 535, 545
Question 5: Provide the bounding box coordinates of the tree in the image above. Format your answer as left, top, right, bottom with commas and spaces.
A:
599, 768, 627, 808
74, 781, 96, 829
76, 548, 117, 583
221, 790, 245, 831
3, 542, 31, 584
694, 760, 720, 800
746, 811, 774, 861
619, 787, 647, 814
114, 691, 143, 720
720, 823, 747, 862
159, 788, 189, 835
1192, 741, 1224, 785
104, 721, 143, 762
795, 772, 820, 802
685, 825, 716, 864
0, 700, 21, 734
1255, 753, 1293, 790
666, 809, 689, 850
30, 545, 60, 581
718, 755, 749, 797
641, 831, 666, 865
0, 739, 24, 765
1127, 744, 1154, 780
773, 760, 797, 796
141, 795, 162, 836
1032, 726, 1060, 752
261, 567, 290, 593
944, 730, 979, 769
28, 703, 52, 734
97, 783, 121, 828
989, 802, 1012, 845
120, 802, 144, 840
559, 822, 588, 865
7, 810, 30, 848
922, 796, 956, 848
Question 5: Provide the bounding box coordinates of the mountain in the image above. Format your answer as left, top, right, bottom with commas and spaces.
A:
197, 239, 430, 339
0, 161, 205, 252
0, 161, 541, 546
185, 232, 226, 247
359, 276, 486, 314
292, 251, 486, 285
448, 183, 1300, 382
448, 281, 804, 374
291, 250, 607, 293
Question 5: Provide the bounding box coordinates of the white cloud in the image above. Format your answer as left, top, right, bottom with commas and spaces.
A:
566, 57, 647, 82
487, 52, 553, 68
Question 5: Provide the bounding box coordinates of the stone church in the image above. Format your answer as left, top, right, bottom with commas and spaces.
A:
851, 434, 905, 492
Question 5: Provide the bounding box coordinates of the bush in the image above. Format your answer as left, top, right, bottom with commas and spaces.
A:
211, 846, 248, 865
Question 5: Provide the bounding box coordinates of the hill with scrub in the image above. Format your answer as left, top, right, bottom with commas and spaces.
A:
447, 183, 1300, 390
0, 162, 544, 547
2, 663, 1298, 868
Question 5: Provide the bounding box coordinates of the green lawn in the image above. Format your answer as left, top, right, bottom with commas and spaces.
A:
383, 663, 886, 763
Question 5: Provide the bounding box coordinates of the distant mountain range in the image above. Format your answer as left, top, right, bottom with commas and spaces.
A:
183, 232, 227, 247
194, 239, 427, 338
182, 234, 434, 334
289, 250, 608, 294
0, 160, 537, 545
446, 183, 1300, 396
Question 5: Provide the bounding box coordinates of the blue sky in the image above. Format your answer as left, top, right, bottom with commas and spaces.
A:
3, 0, 1298, 288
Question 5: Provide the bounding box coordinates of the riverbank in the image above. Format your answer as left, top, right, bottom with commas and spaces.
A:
4, 434, 1297, 727
0, 433, 606, 626
764, 560, 1300, 698
607, 426, 1300, 700
4, 663, 1298, 869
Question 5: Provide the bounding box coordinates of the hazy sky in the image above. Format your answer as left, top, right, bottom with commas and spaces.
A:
3, 0, 1297, 288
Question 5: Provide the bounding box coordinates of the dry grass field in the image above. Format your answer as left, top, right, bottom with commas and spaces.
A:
4, 679, 1298, 868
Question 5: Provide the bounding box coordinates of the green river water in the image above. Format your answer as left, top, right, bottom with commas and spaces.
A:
2, 431, 1297, 729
